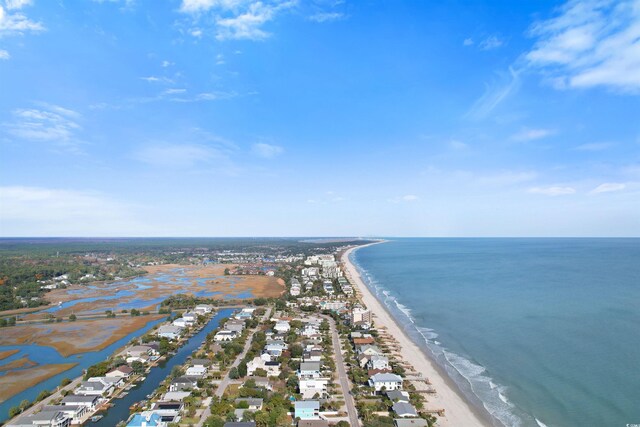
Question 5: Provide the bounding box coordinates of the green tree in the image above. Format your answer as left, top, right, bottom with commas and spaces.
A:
68, 313, 77, 321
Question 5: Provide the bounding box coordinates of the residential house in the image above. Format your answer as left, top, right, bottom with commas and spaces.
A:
41, 406, 86, 424
157, 325, 183, 340
61, 395, 99, 410
214, 330, 238, 342
7, 411, 71, 427
394, 420, 428, 427
169, 376, 198, 392
368, 355, 390, 371
299, 378, 329, 399
194, 304, 213, 314
386, 390, 411, 403
357, 344, 383, 356
368, 373, 403, 393
298, 362, 321, 379
293, 401, 320, 420
234, 398, 263, 410
274, 321, 290, 333
75, 380, 114, 396
392, 402, 418, 418
107, 365, 134, 379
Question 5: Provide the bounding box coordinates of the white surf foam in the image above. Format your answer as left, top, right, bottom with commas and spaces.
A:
535, 418, 549, 427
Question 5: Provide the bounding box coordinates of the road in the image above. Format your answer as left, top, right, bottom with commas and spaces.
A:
325, 316, 361, 426
196, 307, 271, 427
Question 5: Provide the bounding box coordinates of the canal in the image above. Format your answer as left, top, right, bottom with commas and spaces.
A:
92, 308, 232, 426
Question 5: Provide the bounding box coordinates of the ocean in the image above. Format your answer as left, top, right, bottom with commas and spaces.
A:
351, 238, 640, 427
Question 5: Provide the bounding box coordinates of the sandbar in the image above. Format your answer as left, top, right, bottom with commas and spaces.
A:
0, 349, 20, 361
0, 363, 77, 403
0, 356, 36, 372
342, 244, 491, 427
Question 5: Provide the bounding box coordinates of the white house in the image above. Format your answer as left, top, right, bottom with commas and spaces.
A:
194, 304, 213, 314
368, 373, 403, 393
299, 378, 329, 399
274, 321, 290, 333
298, 361, 321, 379
157, 325, 183, 340
214, 330, 237, 342
368, 355, 390, 371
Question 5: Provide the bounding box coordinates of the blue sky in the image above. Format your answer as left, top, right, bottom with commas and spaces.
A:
1, 0, 639, 237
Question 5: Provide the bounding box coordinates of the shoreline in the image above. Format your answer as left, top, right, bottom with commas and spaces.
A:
342, 241, 494, 427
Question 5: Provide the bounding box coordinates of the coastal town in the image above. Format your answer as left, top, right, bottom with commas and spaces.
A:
1, 240, 481, 427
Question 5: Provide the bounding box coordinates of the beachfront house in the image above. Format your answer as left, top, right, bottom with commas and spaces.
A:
394, 419, 428, 427
157, 325, 183, 340
368, 355, 390, 371
368, 373, 403, 393
7, 410, 71, 427
294, 401, 320, 420
386, 390, 411, 403
392, 402, 418, 418
357, 344, 383, 356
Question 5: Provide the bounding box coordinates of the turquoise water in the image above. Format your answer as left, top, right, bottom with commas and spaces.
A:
352, 239, 640, 427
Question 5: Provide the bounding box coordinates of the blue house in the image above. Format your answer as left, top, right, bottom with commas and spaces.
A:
294, 400, 320, 420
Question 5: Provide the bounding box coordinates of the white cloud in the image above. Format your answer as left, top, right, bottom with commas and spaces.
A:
308, 12, 344, 22
180, 0, 296, 41
5, 0, 32, 10
466, 67, 521, 120
575, 142, 613, 151
528, 186, 576, 196
479, 35, 504, 50
251, 142, 283, 158
161, 60, 174, 67
163, 88, 187, 95
512, 128, 555, 141
590, 182, 626, 194
0, 186, 144, 236
0, 48, 9, 59
463, 38, 474, 46
3, 104, 83, 151
402, 194, 419, 202
0, 3, 44, 37
216, 53, 225, 64
526, 0, 640, 92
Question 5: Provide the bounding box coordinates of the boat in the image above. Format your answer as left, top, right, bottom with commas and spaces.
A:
118, 392, 128, 398
91, 415, 103, 422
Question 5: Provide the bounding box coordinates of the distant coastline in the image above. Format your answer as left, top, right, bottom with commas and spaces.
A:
342, 241, 493, 427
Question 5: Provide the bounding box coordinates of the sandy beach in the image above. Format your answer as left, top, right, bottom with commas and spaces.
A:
342, 243, 491, 427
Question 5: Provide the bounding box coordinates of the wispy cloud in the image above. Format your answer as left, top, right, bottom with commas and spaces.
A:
479, 35, 504, 50
0, 48, 9, 59
3, 103, 84, 152
0, 2, 45, 37
512, 128, 556, 141
134, 142, 230, 169
528, 186, 576, 196
574, 142, 613, 151
251, 142, 283, 158
5, 0, 33, 9
463, 37, 474, 46
449, 139, 468, 150
590, 182, 626, 194
466, 67, 521, 120
308, 12, 344, 22
141, 76, 174, 84
526, 0, 640, 92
